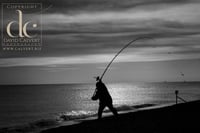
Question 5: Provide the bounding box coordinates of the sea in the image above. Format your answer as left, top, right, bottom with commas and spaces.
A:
0, 82, 200, 132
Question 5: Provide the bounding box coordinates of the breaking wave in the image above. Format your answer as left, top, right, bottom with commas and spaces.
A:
0, 104, 155, 133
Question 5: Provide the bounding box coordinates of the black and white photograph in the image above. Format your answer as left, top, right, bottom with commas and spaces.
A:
1, 0, 200, 133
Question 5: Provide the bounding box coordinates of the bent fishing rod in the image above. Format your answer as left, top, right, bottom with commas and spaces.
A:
100, 37, 153, 80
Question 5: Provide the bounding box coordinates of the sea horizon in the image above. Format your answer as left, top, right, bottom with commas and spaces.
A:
1, 80, 200, 86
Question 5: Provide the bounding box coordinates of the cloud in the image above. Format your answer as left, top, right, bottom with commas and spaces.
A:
1, 46, 200, 67
29, 0, 200, 13
1, 0, 200, 65
0, 55, 112, 67
1, 0, 198, 15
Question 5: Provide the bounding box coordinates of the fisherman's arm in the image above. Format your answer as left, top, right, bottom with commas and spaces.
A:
91, 88, 99, 100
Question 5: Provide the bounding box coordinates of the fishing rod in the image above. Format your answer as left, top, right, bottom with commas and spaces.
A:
100, 36, 153, 80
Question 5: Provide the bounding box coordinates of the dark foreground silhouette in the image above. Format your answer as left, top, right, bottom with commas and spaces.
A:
41, 100, 200, 133
91, 77, 118, 119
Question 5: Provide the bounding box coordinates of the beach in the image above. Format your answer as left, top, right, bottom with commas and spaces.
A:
41, 100, 200, 133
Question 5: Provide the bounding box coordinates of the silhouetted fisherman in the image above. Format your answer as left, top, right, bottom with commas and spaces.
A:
91, 76, 118, 119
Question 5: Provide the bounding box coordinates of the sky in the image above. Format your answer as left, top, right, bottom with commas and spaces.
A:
1, 0, 200, 84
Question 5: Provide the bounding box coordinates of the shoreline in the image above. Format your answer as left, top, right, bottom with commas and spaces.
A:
1, 103, 175, 133
0, 103, 159, 133
41, 100, 200, 133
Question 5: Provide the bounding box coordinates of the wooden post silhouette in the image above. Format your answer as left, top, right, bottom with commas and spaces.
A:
175, 90, 179, 104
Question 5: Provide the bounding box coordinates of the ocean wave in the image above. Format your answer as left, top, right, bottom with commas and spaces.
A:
0, 104, 156, 133
59, 110, 97, 121
58, 104, 155, 121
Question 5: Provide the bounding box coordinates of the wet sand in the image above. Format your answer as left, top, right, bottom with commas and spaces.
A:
41, 100, 200, 133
